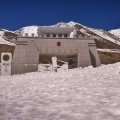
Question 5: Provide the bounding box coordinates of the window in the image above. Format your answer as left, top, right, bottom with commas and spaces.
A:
46, 34, 50, 37
32, 33, 34, 37
58, 34, 62, 38
53, 34, 56, 37
25, 33, 28, 36
64, 34, 68, 38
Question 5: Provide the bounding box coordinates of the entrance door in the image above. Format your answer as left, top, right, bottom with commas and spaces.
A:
39, 54, 68, 71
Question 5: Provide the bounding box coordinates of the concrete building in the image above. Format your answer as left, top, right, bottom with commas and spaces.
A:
11, 27, 101, 75
38, 26, 74, 38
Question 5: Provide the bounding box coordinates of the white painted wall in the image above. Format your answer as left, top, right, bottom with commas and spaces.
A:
1, 53, 12, 76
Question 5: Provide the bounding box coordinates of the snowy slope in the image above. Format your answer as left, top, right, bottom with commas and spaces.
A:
15, 26, 39, 37
1, 21, 120, 48
15, 22, 76, 37
53, 21, 120, 45
15, 21, 120, 46
52, 21, 79, 27
0, 63, 120, 120
0, 31, 15, 46
109, 29, 120, 38
87, 28, 120, 45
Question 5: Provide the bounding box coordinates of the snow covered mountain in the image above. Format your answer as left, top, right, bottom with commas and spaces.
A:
0, 29, 16, 46
109, 28, 120, 38
1, 22, 120, 64
1, 21, 120, 50
15, 21, 120, 49
53, 21, 120, 44
52, 21, 120, 49
51, 21, 79, 27
15, 26, 39, 37
15, 22, 76, 37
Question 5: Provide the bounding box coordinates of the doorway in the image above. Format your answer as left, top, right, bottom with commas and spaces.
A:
39, 54, 78, 71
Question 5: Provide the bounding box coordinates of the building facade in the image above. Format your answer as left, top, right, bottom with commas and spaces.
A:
11, 37, 101, 74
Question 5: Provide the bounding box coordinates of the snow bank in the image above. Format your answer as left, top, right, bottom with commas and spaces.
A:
21, 26, 39, 37
0, 31, 15, 46
97, 49, 120, 53
0, 62, 120, 119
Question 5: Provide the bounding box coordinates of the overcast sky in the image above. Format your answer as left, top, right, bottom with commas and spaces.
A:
0, 0, 120, 31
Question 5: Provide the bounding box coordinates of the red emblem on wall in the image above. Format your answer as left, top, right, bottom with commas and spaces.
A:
57, 41, 61, 46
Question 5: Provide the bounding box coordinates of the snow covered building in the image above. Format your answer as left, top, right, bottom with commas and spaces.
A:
11, 27, 101, 74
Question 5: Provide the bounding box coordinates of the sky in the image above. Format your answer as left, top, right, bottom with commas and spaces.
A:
0, 0, 120, 31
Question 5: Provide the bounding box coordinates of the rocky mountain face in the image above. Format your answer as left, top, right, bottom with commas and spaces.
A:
52, 21, 120, 49
1, 21, 120, 64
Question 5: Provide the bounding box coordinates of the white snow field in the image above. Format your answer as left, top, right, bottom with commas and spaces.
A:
0, 63, 120, 120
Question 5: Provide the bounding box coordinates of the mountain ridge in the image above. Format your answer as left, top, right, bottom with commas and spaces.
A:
15, 21, 120, 45
1, 21, 120, 50
1, 21, 120, 64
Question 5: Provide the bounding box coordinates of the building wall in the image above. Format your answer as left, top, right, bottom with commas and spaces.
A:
77, 41, 92, 67
12, 41, 39, 74
12, 37, 101, 74
88, 43, 101, 67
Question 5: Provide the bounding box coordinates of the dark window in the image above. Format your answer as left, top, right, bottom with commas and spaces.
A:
46, 34, 50, 37
32, 33, 34, 37
64, 34, 68, 38
53, 34, 56, 37
58, 34, 62, 37
25, 33, 28, 36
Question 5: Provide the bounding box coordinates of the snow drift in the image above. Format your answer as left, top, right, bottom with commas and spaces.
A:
0, 63, 120, 120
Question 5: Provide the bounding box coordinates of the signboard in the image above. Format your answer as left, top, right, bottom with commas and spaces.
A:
38, 48, 79, 54
1, 53, 12, 76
